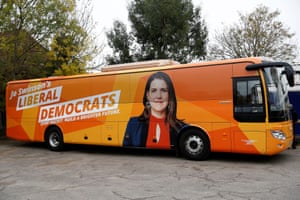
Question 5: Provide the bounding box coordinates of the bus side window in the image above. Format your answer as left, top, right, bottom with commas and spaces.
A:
233, 77, 265, 122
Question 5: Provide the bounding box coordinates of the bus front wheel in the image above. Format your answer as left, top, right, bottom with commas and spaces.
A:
179, 129, 210, 160
45, 126, 64, 151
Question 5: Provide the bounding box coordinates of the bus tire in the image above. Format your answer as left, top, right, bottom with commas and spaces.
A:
179, 129, 210, 160
45, 126, 64, 151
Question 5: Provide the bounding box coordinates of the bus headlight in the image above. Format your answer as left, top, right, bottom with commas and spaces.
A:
271, 130, 286, 140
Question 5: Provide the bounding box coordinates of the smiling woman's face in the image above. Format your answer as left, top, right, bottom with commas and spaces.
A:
147, 78, 169, 118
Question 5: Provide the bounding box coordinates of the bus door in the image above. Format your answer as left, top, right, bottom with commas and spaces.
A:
233, 76, 266, 153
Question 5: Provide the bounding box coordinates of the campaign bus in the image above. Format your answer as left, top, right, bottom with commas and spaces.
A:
5, 57, 295, 160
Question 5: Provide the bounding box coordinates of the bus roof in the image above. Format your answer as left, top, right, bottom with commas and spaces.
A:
7, 57, 264, 85
101, 59, 179, 72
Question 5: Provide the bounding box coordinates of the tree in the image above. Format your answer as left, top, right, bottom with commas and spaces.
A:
106, 0, 208, 64
208, 5, 297, 62
47, 0, 99, 75
105, 20, 134, 64
0, 0, 72, 81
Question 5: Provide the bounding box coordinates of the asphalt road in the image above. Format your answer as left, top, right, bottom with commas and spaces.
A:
0, 138, 300, 200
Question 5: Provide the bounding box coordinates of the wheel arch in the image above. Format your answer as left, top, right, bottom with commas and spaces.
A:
177, 125, 211, 148
44, 124, 63, 141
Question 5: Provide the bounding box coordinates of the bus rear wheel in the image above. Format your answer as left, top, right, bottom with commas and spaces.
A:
179, 129, 210, 160
45, 126, 64, 151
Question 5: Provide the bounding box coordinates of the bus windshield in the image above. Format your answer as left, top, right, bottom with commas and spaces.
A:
264, 67, 291, 122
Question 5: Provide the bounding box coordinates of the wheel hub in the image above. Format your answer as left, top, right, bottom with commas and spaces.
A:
49, 133, 60, 147
185, 135, 203, 155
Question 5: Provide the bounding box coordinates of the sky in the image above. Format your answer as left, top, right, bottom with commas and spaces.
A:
90, 0, 300, 64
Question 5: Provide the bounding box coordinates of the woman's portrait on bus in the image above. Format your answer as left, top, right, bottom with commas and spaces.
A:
123, 71, 186, 149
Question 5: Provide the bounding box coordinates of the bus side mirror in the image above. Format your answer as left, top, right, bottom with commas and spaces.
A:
282, 65, 295, 87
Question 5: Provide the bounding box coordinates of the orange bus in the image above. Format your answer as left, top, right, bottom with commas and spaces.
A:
5, 57, 295, 160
